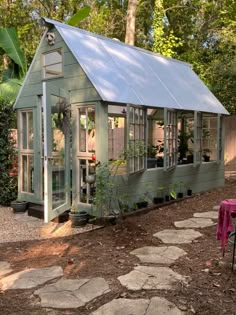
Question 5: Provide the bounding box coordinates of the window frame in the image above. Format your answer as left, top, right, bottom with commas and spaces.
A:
42, 49, 63, 79
164, 108, 178, 170
19, 110, 34, 194
194, 111, 202, 166
126, 104, 146, 175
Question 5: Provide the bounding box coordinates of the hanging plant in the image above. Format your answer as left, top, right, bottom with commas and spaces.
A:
54, 97, 71, 134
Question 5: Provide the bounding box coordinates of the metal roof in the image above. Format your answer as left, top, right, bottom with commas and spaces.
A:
43, 18, 229, 115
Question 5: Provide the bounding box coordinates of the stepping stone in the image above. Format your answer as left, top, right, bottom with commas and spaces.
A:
118, 265, 188, 291
193, 211, 218, 219
0, 261, 12, 277
34, 277, 110, 309
213, 205, 220, 211
0, 266, 63, 290
131, 246, 187, 265
174, 218, 214, 229
91, 296, 184, 315
154, 229, 202, 244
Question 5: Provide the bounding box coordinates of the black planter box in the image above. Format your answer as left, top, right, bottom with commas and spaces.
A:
136, 201, 148, 209
165, 195, 170, 202
153, 197, 164, 204
147, 158, 156, 169
177, 192, 184, 198
187, 189, 192, 196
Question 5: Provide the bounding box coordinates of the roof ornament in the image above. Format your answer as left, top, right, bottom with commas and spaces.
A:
46, 31, 56, 45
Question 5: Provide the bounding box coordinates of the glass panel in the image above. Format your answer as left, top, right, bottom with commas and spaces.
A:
51, 98, 66, 208
78, 107, 96, 153
45, 64, 62, 78
22, 155, 34, 193
44, 51, 62, 65
79, 108, 86, 152
28, 112, 34, 149
22, 155, 27, 191
22, 112, 27, 149
202, 115, 217, 161
43, 50, 62, 79
51, 158, 65, 207
79, 159, 95, 204
108, 106, 126, 161
29, 155, 34, 193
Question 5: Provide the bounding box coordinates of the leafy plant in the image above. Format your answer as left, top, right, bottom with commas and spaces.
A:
0, 96, 17, 205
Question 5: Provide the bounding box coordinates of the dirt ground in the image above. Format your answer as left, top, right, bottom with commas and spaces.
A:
1, 179, 236, 315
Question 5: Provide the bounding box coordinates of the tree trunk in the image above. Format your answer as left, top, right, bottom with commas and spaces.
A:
125, 0, 138, 45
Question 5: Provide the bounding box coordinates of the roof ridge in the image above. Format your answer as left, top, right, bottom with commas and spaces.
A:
42, 17, 190, 68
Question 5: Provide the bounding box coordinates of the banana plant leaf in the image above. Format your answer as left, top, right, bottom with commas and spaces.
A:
0, 28, 27, 77
66, 6, 91, 26
0, 78, 22, 101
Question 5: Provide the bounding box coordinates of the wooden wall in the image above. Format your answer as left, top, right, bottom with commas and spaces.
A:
225, 116, 236, 167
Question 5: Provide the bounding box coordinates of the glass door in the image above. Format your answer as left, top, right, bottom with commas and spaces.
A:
42, 82, 71, 222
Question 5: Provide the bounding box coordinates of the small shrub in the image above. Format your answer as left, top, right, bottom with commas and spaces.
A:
0, 96, 17, 205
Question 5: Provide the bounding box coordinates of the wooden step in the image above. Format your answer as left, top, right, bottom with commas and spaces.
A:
28, 203, 70, 223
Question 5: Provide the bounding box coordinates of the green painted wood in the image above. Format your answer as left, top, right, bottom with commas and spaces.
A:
96, 101, 108, 163
70, 87, 101, 103
114, 161, 225, 207
64, 51, 78, 66
25, 71, 42, 85
21, 83, 42, 97
64, 64, 87, 78
16, 27, 100, 110
16, 96, 38, 109
66, 75, 94, 90
34, 102, 43, 201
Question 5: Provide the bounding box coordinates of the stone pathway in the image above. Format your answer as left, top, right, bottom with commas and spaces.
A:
174, 217, 215, 228
131, 246, 187, 265
154, 229, 202, 244
0, 266, 63, 290
0, 208, 219, 314
35, 277, 110, 309
91, 297, 183, 315
118, 265, 188, 290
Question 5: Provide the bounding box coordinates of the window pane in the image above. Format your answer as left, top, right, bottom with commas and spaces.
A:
45, 64, 62, 78
43, 50, 62, 79
44, 51, 62, 65
22, 112, 27, 149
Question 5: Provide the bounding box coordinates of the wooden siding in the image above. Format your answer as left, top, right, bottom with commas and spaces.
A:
225, 116, 236, 166
14, 27, 101, 109
115, 161, 225, 207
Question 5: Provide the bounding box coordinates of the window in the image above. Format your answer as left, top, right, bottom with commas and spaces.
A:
217, 115, 223, 161
194, 112, 202, 165
43, 49, 62, 79
127, 105, 145, 174
147, 108, 164, 168
165, 109, 177, 169
19, 111, 34, 193
202, 114, 218, 162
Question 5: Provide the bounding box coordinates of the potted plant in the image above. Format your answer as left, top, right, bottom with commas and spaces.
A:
147, 144, 157, 168
10, 199, 28, 212
153, 186, 165, 204
202, 148, 211, 162
177, 181, 185, 198
69, 204, 90, 227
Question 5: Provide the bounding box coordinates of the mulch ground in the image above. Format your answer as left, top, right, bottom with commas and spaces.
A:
1, 179, 236, 314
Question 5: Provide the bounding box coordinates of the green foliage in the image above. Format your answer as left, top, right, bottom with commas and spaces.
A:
153, 0, 182, 57
0, 96, 17, 205
0, 27, 27, 77
66, 6, 91, 26
95, 159, 124, 217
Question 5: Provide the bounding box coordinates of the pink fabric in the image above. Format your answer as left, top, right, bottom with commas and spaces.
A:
217, 199, 236, 255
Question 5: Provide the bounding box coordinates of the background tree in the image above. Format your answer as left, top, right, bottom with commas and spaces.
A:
125, 0, 138, 45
